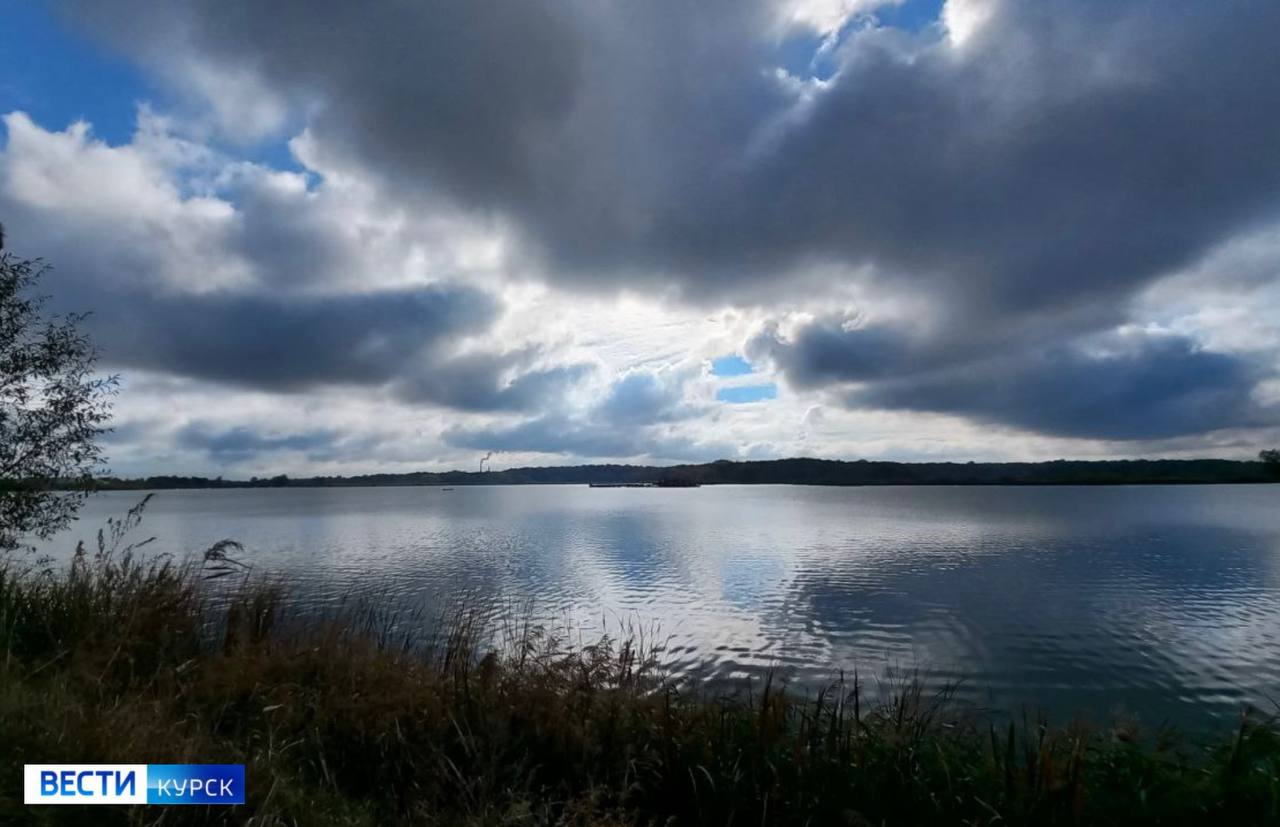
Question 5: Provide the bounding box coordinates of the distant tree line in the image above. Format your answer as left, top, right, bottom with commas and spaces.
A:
92, 456, 1280, 490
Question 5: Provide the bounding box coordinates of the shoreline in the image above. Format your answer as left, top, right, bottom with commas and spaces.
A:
79, 457, 1280, 491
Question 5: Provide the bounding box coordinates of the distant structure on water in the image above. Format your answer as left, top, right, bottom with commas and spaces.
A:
588, 478, 701, 489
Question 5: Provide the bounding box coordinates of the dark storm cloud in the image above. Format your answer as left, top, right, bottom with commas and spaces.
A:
96, 286, 495, 391
843, 335, 1272, 440
749, 320, 920, 388
736, 0, 1280, 326
63, 0, 585, 204
62, 1, 1280, 313
95, 286, 591, 413
0, 121, 599, 415
22, 247, 588, 414
754, 311, 1276, 439
57, 0, 785, 286
177, 423, 339, 462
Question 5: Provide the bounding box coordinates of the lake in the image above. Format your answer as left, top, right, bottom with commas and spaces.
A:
32, 484, 1280, 728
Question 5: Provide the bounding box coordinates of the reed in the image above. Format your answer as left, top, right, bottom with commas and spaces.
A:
1, 536, 1278, 826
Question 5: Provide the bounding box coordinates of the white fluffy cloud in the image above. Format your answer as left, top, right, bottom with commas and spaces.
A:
942, 0, 1001, 47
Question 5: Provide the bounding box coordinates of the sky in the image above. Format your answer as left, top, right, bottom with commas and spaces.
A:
1, 0, 1278, 477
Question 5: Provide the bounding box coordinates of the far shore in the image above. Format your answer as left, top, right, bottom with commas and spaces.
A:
87, 456, 1280, 490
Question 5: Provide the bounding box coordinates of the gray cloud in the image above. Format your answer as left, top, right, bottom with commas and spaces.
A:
442, 368, 714, 459
749, 319, 922, 388
755, 311, 1277, 439
177, 423, 340, 462
30, 0, 1280, 449
845, 334, 1272, 440
93, 285, 593, 414
443, 415, 729, 463
63, 0, 585, 203
62, 1, 1280, 315
595, 370, 701, 426
396, 351, 593, 413
97, 286, 496, 391
6, 228, 592, 416
0, 138, 593, 415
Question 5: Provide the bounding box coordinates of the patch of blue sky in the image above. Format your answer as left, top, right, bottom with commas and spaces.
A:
876, 0, 946, 33
0, 0, 153, 147
773, 0, 943, 82
0, 1, 305, 177
246, 139, 308, 174
775, 30, 840, 82
717, 384, 778, 404
711, 354, 754, 377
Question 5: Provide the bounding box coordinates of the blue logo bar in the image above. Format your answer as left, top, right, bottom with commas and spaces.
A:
145, 765, 245, 805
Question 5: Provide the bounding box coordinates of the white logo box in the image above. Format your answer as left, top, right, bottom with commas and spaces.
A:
23, 765, 149, 805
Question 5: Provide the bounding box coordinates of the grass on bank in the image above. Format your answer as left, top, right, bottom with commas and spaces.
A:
1, 516, 1279, 825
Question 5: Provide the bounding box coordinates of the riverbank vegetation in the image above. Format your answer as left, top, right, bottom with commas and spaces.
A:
2, 526, 1279, 826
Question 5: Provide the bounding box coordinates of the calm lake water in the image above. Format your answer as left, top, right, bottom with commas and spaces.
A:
34, 484, 1280, 728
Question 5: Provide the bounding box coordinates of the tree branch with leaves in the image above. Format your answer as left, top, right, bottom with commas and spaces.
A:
1, 225, 117, 551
